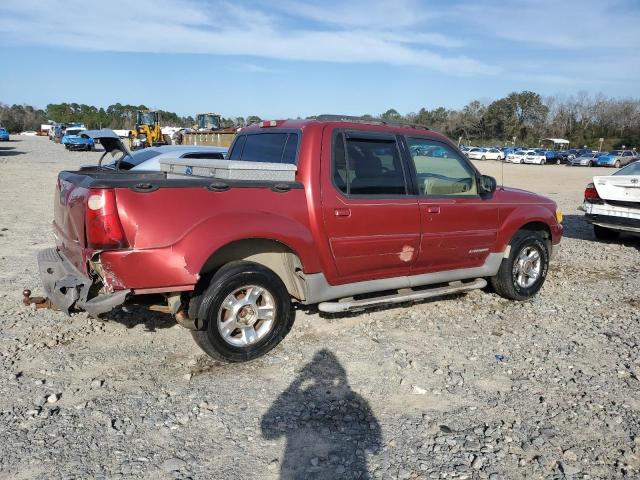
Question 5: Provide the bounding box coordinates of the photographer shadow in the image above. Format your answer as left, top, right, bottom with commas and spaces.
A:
261, 349, 382, 479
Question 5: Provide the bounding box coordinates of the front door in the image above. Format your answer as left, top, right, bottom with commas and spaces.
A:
321, 129, 421, 283
404, 137, 499, 273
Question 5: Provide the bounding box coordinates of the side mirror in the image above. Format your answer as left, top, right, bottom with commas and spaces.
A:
479, 175, 497, 194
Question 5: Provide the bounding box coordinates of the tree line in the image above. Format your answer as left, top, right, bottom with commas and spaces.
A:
1, 92, 639, 149
378, 91, 640, 150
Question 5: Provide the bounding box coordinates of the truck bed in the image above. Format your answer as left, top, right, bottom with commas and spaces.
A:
54, 169, 309, 293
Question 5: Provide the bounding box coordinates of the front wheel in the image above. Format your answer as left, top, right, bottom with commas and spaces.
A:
191, 261, 294, 362
614, 160, 621, 168
490, 231, 549, 300
556, 158, 561, 165
481, 155, 486, 161
587, 161, 593, 167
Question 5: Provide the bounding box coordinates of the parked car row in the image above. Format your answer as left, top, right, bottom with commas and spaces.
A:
461, 145, 639, 167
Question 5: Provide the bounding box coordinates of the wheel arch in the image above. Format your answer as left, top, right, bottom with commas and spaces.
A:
197, 238, 307, 301
502, 220, 552, 257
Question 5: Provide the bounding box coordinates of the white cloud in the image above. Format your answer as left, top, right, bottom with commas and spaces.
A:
0, 0, 488, 74
454, 0, 640, 49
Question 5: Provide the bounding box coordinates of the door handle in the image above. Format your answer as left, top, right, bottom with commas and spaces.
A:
334, 208, 351, 217
427, 206, 440, 214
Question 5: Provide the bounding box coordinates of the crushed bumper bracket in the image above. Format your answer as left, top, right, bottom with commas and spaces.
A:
37, 248, 130, 316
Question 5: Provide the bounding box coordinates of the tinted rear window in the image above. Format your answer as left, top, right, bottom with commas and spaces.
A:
229, 133, 299, 163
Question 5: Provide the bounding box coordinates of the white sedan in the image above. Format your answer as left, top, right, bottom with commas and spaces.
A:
581, 161, 640, 240
505, 150, 528, 163
484, 148, 504, 160
522, 150, 547, 165
467, 147, 503, 160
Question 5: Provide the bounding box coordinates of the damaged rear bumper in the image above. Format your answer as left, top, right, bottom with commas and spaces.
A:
38, 248, 130, 316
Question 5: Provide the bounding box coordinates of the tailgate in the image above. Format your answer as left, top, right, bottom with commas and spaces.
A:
594, 175, 640, 203
54, 173, 90, 273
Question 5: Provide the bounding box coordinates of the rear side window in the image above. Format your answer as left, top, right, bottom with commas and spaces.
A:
332, 132, 407, 196
228, 133, 299, 163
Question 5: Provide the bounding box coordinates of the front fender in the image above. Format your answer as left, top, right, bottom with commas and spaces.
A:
496, 204, 561, 252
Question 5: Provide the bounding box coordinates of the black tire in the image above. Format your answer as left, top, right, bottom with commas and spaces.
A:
191, 261, 294, 363
587, 161, 593, 167
481, 155, 486, 161
556, 158, 561, 165
593, 225, 619, 241
614, 160, 621, 168
490, 231, 549, 301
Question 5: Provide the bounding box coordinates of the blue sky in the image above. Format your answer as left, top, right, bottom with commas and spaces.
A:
0, 0, 638, 119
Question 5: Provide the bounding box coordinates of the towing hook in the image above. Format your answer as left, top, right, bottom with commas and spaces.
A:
22, 289, 54, 310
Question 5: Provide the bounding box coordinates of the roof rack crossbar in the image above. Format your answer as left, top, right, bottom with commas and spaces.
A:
314, 114, 430, 131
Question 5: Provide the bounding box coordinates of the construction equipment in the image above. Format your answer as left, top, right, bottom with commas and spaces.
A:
129, 110, 168, 150
177, 112, 236, 147
195, 112, 222, 131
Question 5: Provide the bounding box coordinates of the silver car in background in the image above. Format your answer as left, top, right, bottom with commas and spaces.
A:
568, 152, 603, 167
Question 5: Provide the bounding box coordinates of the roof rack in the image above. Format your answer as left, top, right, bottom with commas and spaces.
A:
314, 114, 430, 131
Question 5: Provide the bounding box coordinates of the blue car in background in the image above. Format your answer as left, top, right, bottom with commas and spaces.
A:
0, 127, 9, 141
594, 150, 637, 168
61, 127, 94, 151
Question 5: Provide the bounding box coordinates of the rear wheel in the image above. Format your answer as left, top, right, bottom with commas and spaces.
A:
191, 261, 294, 362
481, 155, 486, 161
556, 158, 561, 165
593, 225, 619, 241
587, 161, 593, 167
490, 231, 549, 301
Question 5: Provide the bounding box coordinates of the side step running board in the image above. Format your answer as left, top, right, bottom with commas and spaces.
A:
318, 278, 487, 313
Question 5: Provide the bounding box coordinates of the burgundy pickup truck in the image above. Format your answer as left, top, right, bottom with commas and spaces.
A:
39, 118, 563, 362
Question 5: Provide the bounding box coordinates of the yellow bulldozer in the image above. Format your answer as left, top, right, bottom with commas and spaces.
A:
129, 110, 169, 150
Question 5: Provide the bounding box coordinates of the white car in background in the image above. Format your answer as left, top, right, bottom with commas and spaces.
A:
467, 147, 504, 161
122, 145, 228, 171
466, 147, 487, 160
506, 150, 527, 163
581, 161, 640, 240
483, 148, 504, 160
523, 150, 547, 165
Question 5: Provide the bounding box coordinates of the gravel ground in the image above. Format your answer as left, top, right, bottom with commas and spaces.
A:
0, 136, 639, 480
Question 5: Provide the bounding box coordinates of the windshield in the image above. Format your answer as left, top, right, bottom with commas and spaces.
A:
137, 111, 156, 126
613, 161, 640, 176
66, 129, 82, 136
103, 148, 161, 169
198, 114, 221, 130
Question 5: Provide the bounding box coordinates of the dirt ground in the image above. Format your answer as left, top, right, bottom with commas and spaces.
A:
0, 136, 638, 480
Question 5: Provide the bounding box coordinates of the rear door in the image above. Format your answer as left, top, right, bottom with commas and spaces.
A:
404, 136, 499, 272
321, 129, 420, 282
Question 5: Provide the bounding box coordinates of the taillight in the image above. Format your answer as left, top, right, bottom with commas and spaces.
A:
584, 183, 602, 203
85, 189, 128, 249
